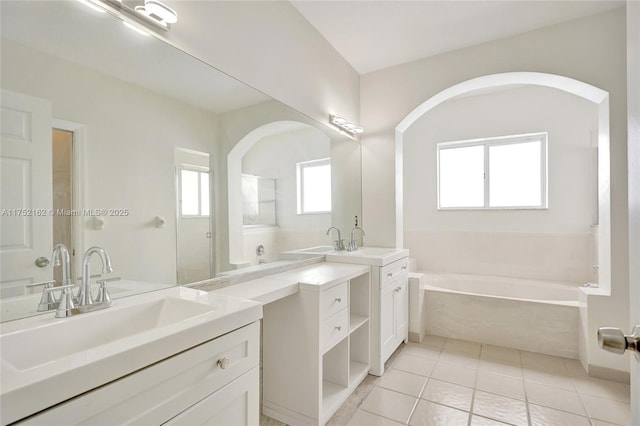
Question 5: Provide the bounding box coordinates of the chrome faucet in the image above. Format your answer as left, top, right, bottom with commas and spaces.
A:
77, 246, 113, 307
347, 226, 366, 252
326, 227, 345, 251
37, 244, 72, 312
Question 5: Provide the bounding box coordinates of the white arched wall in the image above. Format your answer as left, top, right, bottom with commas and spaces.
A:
395, 72, 619, 376
396, 71, 610, 290
228, 120, 315, 265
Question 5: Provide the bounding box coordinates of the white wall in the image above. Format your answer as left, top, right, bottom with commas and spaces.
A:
361, 8, 629, 375
241, 126, 331, 264
161, 0, 360, 132
404, 85, 598, 282
1, 39, 217, 284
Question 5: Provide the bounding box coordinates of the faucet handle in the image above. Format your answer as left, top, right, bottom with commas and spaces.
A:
95, 277, 119, 304
43, 284, 76, 318
36, 280, 58, 311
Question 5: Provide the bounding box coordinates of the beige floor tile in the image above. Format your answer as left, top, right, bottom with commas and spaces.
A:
431, 361, 478, 388
523, 365, 576, 391
572, 376, 631, 403
420, 378, 474, 411
443, 338, 482, 356
520, 351, 569, 375
421, 335, 447, 348
347, 409, 405, 426
472, 390, 528, 426
581, 393, 631, 426
525, 381, 586, 416
470, 415, 513, 426
378, 368, 428, 397
564, 358, 589, 379
408, 399, 470, 426
528, 403, 591, 426
360, 387, 418, 424
403, 342, 442, 361
478, 359, 523, 379
392, 354, 437, 377
439, 349, 480, 369
475, 370, 525, 400
480, 344, 522, 365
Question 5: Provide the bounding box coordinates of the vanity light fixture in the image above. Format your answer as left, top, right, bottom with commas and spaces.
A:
144, 0, 178, 24
329, 115, 364, 135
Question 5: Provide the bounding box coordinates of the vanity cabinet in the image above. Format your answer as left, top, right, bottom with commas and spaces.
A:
262, 263, 370, 426
380, 259, 409, 365
17, 321, 260, 425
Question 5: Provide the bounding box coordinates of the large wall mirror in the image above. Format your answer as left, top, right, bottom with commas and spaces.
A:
0, 1, 362, 322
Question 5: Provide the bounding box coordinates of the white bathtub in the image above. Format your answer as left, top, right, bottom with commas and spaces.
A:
415, 272, 580, 358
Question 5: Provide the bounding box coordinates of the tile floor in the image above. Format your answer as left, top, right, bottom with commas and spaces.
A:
262, 336, 631, 426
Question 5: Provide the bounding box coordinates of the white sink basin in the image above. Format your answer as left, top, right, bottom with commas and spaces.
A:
289, 245, 335, 254
326, 247, 409, 266
2, 297, 217, 371
0, 286, 262, 424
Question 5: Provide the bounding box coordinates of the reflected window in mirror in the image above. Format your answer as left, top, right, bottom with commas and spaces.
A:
297, 158, 331, 214
179, 168, 210, 217
242, 175, 276, 226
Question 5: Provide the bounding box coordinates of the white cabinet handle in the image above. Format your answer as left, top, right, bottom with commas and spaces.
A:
401, 266, 407, 271
335, 326, 342, 331
395, 286, 401, 292
217, 357, 230, 369
335, 297, 342, 303
387, 272, 393, 278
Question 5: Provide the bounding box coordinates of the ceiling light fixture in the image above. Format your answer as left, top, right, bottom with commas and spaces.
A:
330, 115, 364, 135
143, 0, 178, 24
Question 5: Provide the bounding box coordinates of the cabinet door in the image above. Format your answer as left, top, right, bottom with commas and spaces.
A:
380, 282, 397, 362
164, 366, 259, 426
394, 280, 409, 346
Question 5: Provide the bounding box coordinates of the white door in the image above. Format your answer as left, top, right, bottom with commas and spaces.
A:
0, 89, 53, 297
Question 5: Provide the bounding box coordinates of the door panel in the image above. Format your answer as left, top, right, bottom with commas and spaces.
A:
0, 89, 53, 297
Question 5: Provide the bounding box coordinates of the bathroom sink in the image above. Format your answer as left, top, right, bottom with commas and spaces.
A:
2, 297, 217, 371
0, 286, 262, 424
326, 247, 410, 266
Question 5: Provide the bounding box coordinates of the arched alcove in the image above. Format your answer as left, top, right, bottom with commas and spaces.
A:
395, 72, 611, 292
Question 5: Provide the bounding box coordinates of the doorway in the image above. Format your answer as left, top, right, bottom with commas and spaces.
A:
52, 128, 73, 283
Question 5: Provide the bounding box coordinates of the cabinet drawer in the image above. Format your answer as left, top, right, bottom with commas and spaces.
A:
380, 257, 408, 288
321, 308, 348, 353
163, 366, 259, 426
320, 281, 348, 319
19, 322, 260, 425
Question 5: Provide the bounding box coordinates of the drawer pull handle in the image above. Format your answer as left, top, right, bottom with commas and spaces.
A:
395, 286, 401, 292
217, 357, 230, 370
335, 326, 342, 331
387, 272, 393, 278
401, 266, 407, 271
335, 297, 342, 303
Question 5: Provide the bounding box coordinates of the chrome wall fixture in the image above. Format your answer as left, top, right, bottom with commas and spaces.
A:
78, 0, 178, 34
329, 115, 364, 136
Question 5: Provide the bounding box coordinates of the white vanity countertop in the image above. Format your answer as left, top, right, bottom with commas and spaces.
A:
213, 262, 370, 303
269, 262, 370, 292
326, 247, 410, 266
0, 286, 262, 424
214, 277, 300, 305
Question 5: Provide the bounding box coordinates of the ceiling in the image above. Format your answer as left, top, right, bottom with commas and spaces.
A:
290, 0, 624, 74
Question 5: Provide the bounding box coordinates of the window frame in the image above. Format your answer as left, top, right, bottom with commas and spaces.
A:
437, 132, 548, 211
296, 157, 332, 215
178, 166, 210, 218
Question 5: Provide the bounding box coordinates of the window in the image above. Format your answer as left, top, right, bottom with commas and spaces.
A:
297, 158, 331, 214
437, 133, 547, 209
179, 168, 210, 217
